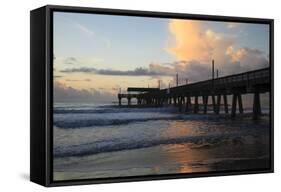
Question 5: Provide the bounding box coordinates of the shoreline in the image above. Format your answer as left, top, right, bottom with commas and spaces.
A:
54, 140, 270, 181
53, 103, 270, 181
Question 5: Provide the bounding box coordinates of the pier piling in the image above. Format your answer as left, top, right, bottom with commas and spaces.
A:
212, 95, 216, 114
231, 94, 237, 118
216, 94, 221, 114
203, 95, 208, 114
117, 67, 269, 120
223, 95, 228, 114
253, 92, 261, 120
237, 94, 243, 114
194, 96, 199, 113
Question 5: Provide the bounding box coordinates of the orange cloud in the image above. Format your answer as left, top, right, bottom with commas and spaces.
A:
226, 46, 247, 63
161, 19, 269, 83
168, 19, 235, 65
168, 20, 211, 62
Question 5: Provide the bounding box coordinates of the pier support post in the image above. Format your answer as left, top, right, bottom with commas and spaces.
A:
178, 96, 183, 112
178, 97, 181, 106
157, 97, 161, 106
216, 94, 221, 114
118, 98, 121, 106
185, 96, 191, 112
161, 97, 164, 106
188, 96, 191, 106
203, 95, 208, 114
223, 95, 228, 114
182, 96, 185, 105
253, 92, 261, 120
127, 97, 131, 106
173, 97, 177, 106
231, 94, 237, 117
212, 95, 216, 113
194, 96, 199, 113
156, 97, 159, 106
163, 97, 167, 105
237, 94, 243, 114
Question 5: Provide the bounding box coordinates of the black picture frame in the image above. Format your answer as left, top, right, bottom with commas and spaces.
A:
30, 5, 274, 187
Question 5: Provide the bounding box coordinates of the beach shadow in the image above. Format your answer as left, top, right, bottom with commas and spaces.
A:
19, 173, 29, 181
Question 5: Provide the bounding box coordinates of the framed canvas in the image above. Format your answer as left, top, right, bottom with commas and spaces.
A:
30, 5, 274, 187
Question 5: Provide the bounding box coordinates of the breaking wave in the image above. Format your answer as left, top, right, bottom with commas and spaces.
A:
54, 133, 253, 158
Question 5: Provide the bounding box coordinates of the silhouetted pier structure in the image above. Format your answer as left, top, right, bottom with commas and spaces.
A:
118, 88, 160, 106
118, 67, 270, 119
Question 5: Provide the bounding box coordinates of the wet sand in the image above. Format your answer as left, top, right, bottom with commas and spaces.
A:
54, 136, 270, 181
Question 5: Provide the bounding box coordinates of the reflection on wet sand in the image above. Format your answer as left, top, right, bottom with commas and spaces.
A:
163, 143, 210, 174
161, 120, 211, 173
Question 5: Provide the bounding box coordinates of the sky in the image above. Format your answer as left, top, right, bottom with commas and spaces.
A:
53, 11, 269, 103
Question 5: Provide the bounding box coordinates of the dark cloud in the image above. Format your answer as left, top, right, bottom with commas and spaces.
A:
60, 67, 171, 76
151, 47, 269, 84
59, 47, 268, 84
60, 67, 96, 73
54, 82, 115, 103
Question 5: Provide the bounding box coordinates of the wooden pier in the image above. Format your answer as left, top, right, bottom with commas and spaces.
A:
118, 67, 270, 119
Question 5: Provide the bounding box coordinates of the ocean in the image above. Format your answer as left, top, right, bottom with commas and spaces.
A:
53, 103, 270, 181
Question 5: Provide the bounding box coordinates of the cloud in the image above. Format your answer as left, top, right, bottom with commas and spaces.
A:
166, 19, 269, 81
57, 19, 268, 86
168, 20, 218, 63
84, 78, 91, 82
149, 60, 212, 83
65, 78, 91, 82
54, 81, 115, 103
74, 23, 95, 37
64, 57, 77, 65
60, 67, 172, 76
168, 19, 239, 65
74, 22, 111, 48
227, 22, 240, 29
226, 47, 268, 71
59, 47, 268, 84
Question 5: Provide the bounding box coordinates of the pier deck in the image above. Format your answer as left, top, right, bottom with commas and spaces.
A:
118, 67, 270, 119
